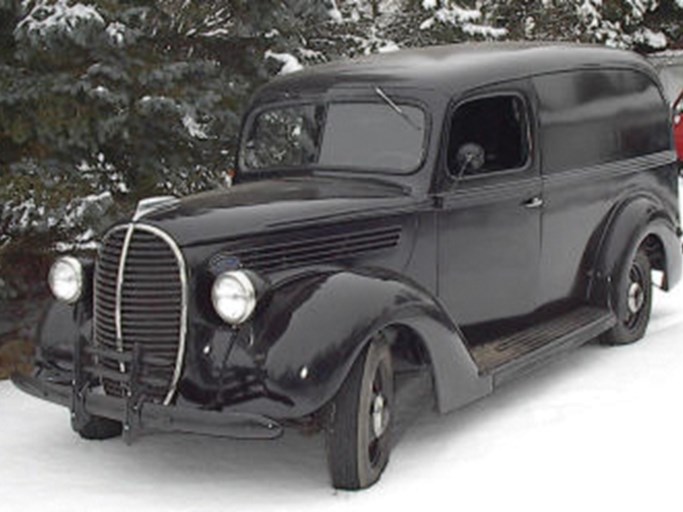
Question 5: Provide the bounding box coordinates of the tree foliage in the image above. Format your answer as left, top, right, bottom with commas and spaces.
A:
1, 0, 682, 301
0, 1, 315, 257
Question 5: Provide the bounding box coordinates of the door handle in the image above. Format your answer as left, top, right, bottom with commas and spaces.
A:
523, 196, 544, 209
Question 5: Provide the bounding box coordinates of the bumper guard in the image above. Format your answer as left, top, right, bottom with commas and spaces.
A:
11, 336, 282, 442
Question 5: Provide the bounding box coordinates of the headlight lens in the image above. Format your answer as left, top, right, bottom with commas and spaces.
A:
211, 271, 257, 325
48, 256, 83, 304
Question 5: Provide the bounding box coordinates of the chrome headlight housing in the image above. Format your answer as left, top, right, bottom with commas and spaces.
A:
211, 270, 257, 325
48, 256, 84, 304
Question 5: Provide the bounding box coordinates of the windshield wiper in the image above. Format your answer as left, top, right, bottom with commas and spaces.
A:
374, 86, 421, 131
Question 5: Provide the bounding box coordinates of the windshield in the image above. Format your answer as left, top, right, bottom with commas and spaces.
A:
241, 101, 427, 173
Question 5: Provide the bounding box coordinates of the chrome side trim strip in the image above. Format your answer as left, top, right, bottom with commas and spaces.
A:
134, 223, 188, 406
543, 150, 677, 187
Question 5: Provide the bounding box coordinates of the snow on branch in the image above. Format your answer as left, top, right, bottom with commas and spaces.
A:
326, 0, 343, 22
17, 0, 104, 37
265, 50, 304, 75
420, 1, 506, 38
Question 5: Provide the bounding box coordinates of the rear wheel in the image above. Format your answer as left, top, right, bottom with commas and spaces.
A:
601, 248, 652, 345
325, 335, 394, 490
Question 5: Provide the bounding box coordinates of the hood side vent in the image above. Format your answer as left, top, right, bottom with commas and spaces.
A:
227, 224, 402, 273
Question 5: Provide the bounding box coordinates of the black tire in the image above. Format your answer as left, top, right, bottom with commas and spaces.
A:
76, 416, 123, 440
600, 248, 652, 345
325, 335, 394, 490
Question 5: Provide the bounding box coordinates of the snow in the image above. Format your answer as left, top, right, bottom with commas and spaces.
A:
265, 50, 304, 75
89, 85, 111, 100
138, 95, 178, 114
198, 28, 230, 38
17, 0, 104, 36
430, 4, 481, 25
182, 113, 209, 140
327, 0, 343, 22
55, 228, 99, 252
462, 23, 508, 39
634, 27, 667, 50
2, 283, 683, 510
419, 18, 434, 30
61, 191, 113, 229
578, 0, 602, 29
106, 22, 126, 46
419, 1, 505, 37
377, 42, 400, 54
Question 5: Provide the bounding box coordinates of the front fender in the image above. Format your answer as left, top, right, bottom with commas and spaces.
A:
34, 300, 88, 373
219, 268, 491, 420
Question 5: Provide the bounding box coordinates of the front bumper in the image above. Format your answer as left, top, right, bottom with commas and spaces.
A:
12, 372, 283, 441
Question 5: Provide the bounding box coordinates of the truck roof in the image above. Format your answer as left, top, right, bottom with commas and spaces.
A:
258, 42, 657, 98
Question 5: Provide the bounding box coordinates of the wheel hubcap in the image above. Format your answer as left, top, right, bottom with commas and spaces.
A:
627, 281, 645, 314
371, 393, 388, 439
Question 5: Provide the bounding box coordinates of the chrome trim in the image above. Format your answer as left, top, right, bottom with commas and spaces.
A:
115, 224, 135, 374
133, 196, 179, 222
133, 223, 188, 406
93, 225, 128, 375
543, 150, 677, 187
524, 196, 544, 209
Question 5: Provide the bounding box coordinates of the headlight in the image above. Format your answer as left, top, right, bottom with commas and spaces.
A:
211, 271, 257, 325
48, 256, 83, 304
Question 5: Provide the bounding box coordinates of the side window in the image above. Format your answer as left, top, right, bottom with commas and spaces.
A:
448, 95, 530, 177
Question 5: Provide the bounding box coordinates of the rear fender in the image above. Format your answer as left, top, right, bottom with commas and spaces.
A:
589, 196, 682, 305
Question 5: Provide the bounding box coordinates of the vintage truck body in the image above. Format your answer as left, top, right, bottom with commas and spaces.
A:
14, 43, 682, 490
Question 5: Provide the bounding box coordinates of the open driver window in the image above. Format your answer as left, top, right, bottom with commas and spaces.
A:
448, 95, 530, 177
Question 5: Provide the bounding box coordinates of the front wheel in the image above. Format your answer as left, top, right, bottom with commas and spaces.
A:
601, 248, 652, 345
325, 335, 394, 490
75, 416, 123, 440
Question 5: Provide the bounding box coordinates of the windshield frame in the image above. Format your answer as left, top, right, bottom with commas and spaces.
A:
238, 94, 432, 176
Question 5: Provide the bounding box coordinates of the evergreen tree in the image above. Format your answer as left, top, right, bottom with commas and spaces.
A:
296, 0, 508, 62
482, 0, 683, 50
0, 0, 334, 259
2, 0, 683, 303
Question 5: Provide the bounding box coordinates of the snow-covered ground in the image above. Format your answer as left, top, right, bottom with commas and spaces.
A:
2, 284, 683, 511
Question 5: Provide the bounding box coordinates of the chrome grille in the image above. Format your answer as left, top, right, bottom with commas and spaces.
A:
94, 224, 187, 405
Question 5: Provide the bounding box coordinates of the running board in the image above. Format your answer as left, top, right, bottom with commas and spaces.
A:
470, 307, 616, 386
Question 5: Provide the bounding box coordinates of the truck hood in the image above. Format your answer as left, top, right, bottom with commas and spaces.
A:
138, 177, 418, 247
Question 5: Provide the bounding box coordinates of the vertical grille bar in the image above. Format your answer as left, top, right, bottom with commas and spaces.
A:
115, 225, 135, 373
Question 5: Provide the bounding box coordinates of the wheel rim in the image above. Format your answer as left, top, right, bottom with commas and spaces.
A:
367, 365, 390, 468
625, 263, 647, 329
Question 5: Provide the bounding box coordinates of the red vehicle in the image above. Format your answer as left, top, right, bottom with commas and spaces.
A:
674, 91, 683, 160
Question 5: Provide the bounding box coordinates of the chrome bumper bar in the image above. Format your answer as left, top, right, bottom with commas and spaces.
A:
12, 372, 283, 441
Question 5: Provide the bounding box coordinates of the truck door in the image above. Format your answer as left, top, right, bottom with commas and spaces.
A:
436, 83, 542, 327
